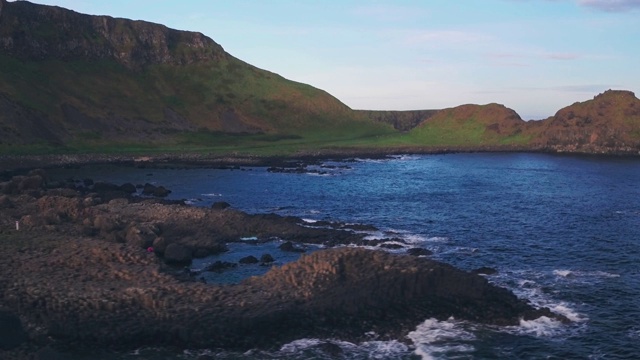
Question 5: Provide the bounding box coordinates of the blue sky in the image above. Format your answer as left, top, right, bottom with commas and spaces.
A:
20, 0, 640, 119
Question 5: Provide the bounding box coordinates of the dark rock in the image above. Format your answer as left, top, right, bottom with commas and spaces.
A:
0, 194, 13, 208
193, 247, 211, 258
153, 186, 171, 197
152, 237, 168, 254
142, 183, 157, 195
19, 174, 45, 191
83, 178, 94, 186
279, 241, 305, 253
211, 201, 231, 210
32, 346, 67, 360
163, 243, 192, 265
380, 242, 404, 250
260, 253, 275, 263
92, 182, 122, 193
119, 182, 137, 194
473, 266, 498, 275
0, 308, 27, 350
203, 260, 237, 272
239, 255, 259, 264
34, 346, 67, 360
407, 248, 433, 256
316, 342, 344, 357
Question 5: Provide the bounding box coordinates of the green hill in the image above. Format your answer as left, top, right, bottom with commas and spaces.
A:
0, 0, 391, 155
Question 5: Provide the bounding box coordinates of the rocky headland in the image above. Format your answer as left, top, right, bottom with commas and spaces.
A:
0, 170, 567, 358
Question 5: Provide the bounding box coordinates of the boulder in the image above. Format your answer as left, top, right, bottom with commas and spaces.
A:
379, 242, 404, 250
203, 260, 237, 272
407, 247, 433, 256
279, 241, 305, 253
193, 247, 211, 258
163, 243, 192, 265
239, 255, 259, 264
260, 253, 275, 263
0, 308, 27, 350
153, 186, 171, 197
119, 183, 137, 194
142, 183, 157, 195
211, 201, 231, 210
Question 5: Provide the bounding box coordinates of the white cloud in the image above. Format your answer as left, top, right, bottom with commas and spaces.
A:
578, 0, 640, 12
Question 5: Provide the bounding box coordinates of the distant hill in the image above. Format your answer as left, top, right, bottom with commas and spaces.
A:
404, 91, 640, 154
527, 90, 640, 153
0, 0, 389, 152
408, 103, 529, 146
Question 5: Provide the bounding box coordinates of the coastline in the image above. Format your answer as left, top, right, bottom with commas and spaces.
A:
2, 144, 639, 176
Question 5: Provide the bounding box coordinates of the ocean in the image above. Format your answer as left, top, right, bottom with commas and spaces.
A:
47, 153, 640, 359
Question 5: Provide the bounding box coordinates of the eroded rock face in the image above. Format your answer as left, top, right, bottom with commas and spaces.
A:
0, 0, 226, 69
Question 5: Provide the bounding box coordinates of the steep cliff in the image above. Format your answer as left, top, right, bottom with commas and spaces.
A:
0, 0, 225, 68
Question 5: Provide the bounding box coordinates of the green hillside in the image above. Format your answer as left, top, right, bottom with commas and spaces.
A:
0, 0, 392, 155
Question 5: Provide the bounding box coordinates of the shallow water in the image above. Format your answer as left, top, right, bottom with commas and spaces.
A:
48, 153, 640, 359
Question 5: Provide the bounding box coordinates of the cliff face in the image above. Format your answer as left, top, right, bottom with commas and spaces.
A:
356, 109, 439, 132
0, 0, 225, 69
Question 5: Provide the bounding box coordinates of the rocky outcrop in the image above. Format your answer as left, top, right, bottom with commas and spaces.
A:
0, 0, 226, 69
0, 170, 567, 355
529, 90, 640, 153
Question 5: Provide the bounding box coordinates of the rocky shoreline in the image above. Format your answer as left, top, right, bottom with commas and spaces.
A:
0, 170, 568, 358
2, 143, 640, 177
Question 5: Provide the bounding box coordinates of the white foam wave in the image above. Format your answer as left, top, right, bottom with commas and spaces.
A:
554, 269, 573, 277
278, 338, 409, 358
201, 193, 222, 197
301, 218, 318, 223
554, 269, 620, 280
516, 316, 563, 337
550, 302, 588, 322
408, 317, 476, 360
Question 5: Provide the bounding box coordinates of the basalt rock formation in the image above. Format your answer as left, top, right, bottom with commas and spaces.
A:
0, 171, 567, 356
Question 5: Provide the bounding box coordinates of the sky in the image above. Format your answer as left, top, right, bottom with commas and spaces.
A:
15, 0, 640, 119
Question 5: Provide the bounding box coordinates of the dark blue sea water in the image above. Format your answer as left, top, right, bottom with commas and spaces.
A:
48, 153, 640, 359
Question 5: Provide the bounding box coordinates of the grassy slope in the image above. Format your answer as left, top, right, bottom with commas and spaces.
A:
0, 54, 394, 155
406, 104, 532, 147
